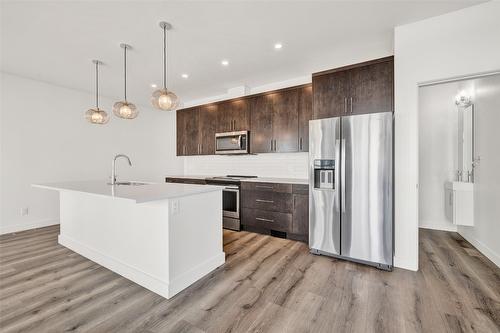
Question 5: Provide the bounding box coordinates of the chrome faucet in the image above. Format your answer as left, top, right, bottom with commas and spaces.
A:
110, 154, 132, 185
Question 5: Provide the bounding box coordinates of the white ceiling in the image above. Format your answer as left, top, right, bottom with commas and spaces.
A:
1, 1, 484, 106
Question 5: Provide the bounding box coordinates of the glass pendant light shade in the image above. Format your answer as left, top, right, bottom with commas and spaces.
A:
114, 43, 139, 119
152, 21, 180, 111
85, 108, 109, 124
86, 60, 109, 124
151, 88, 179, 111
113, 101, 138, 119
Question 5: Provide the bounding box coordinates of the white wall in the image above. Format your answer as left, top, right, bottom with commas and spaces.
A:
394, 1, 500, 270
418, 83, 459, 232
0, 73, 183, 234
458, 74, 500, 267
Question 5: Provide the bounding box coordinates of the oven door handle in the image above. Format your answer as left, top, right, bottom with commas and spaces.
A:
224, 187, 239, 191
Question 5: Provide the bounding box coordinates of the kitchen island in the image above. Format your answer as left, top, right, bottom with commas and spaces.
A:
33, 180, 225, 299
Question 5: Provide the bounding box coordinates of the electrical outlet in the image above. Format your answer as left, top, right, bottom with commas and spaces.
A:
171, 200, 179, 215
21, 207, 29, 216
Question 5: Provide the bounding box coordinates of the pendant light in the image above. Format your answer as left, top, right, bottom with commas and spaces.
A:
85, 60, 109, 124
113, 43, 138, 119
151, 21, 179, 111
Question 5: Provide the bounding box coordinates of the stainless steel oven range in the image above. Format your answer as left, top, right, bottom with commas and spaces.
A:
206, 175, 257, 231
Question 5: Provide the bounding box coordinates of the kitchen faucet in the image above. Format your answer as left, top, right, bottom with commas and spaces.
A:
110, 154, 132, 185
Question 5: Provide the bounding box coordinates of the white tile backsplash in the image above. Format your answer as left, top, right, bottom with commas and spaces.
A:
184, 152, 308, 178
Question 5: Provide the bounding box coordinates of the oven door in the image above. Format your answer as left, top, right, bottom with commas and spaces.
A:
215, 131, 248, 154
222, 186, 239, 219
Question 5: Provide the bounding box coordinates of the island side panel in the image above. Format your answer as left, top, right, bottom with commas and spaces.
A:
58, 191, 170, 297
167, 190, 225, 297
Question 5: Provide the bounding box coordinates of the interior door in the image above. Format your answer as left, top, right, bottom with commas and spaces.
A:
340, 112, 393, 267
273, 89, 299, 153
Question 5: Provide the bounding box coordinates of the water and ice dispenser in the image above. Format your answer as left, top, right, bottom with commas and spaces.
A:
313, 159, 335, 190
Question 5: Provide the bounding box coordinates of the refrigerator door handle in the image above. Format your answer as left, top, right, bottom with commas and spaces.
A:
341, 138, 346, 213
335, 139, 340, 212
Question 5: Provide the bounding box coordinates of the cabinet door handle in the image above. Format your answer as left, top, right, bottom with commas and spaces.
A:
344, 97, 347, 114
256, 185, 273, 190
256, 199, 274, 203
256, 217, 274, 223
350, 97, 353, 114
270, 139, 273, 151
183, 145, 186, 155
299, 137, 303, 151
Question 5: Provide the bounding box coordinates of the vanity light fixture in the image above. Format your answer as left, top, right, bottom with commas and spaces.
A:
455, 90, 473, 107
85, 60, 109, 124
151, 21, 179, 111
113, 44, 139, 119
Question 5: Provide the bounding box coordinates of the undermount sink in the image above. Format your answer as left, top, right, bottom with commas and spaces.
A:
110, 181, 151, 186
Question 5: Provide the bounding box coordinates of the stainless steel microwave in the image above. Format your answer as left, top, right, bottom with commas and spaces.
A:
215, 131, 249, 154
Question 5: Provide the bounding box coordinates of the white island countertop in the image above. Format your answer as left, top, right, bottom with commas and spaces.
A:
33, 180, 223, 203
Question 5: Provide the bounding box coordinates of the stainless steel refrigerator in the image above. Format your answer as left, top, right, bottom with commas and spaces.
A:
309, 112, 393, 270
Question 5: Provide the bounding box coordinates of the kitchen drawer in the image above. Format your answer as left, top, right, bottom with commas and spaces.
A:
165, 177, 207, 185
292, 184, 309, 195
241, 208, 292, 233
241, 182, 292, 193
241, 190, 293, 213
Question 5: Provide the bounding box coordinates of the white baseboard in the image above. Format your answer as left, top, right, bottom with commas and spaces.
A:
58, 234, 225, 299
59, 234, 171, 298
457, 231, 500, 268
0, 219, 59, 235
419, 221, 457, 232
169, 252, 225, 297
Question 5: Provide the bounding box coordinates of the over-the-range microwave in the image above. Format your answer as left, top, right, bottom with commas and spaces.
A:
215, 131, 249, 155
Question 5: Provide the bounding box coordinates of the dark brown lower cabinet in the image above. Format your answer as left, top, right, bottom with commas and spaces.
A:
241, 182, 309, 243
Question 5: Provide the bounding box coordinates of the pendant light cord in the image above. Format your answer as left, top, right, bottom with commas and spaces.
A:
163, 25, 167, 89
95, 61, 99, 109
124, 46, 127, 101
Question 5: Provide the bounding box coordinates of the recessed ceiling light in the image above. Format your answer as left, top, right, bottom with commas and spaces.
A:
151, 83, 157, 88
274, 43, 283, 50
221, 60, 229, 66
181, 73, 189, 79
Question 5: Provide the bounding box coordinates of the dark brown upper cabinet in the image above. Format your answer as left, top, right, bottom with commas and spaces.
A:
349, 60, 393, 115
216, 99, 249, 133
312, 56, 394, 119
313, 70, 348, 119
250, 88, 300, 154
298, 85, 312, 152
272, 89, 299, 153
176, 105, 217, 156
198, 104, 218, 155
250, 94, 274, 153
177, 107, 200, 156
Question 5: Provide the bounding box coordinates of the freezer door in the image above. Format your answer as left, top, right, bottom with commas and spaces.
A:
309, 117, 341, 255
341, 112, 393, 266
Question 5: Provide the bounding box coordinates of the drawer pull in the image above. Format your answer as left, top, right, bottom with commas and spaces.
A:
256, 185, 273, 189
256, 199, 274, 203
256, 217, 274, 223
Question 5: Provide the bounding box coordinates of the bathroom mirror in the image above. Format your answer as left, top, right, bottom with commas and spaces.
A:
457, 104, 475, 182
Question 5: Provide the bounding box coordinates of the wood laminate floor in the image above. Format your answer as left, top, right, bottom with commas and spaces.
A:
0, 226, 499, 333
